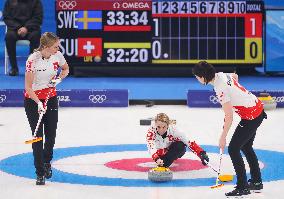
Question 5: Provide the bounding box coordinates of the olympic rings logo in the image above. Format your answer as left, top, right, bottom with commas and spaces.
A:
272, 96, 284, 103
0, 95, 7, 103
209, 95, 219, 104
89, 95, 107, 103
58, 0, 77, 10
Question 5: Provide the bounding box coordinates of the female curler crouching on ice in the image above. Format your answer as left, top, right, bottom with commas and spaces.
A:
146, 113, 209, 168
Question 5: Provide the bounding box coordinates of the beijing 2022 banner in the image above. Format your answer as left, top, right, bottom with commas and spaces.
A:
0, 89, 128, 107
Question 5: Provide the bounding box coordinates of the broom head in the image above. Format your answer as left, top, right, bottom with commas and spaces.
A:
219, 174, 234, 182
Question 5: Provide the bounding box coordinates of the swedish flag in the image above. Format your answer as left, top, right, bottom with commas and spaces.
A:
76, 11, 102, 30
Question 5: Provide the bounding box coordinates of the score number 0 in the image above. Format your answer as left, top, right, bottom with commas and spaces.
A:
249, 17, 259, 59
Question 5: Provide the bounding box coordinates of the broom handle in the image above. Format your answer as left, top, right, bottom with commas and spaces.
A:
32, 88, 53, 137
215, 149, 223, 184
218, 148, 223, 175
189, 147, 220, 174
32, 111, 45, 137
206, 161, 219, 173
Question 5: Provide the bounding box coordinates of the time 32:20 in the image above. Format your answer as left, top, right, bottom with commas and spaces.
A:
106, 48, 149, 63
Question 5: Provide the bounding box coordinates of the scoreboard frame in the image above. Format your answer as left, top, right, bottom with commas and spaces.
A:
56, 0, 265, 76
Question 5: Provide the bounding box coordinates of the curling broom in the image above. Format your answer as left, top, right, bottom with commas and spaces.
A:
24, 111, 45, 144
189, 143, 233, 183
25, 88, 53, 144
211, 149, 226, 189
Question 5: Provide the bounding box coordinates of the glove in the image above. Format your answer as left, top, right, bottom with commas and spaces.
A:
189, 141, 209, 165
199, 151, 209, 166
152, 148, 168, 161
48, 77, 61, 87
37, 101, 46, 114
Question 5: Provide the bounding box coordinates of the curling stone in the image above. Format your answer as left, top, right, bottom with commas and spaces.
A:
258, 93, 277, 110
148, 167, 173, 182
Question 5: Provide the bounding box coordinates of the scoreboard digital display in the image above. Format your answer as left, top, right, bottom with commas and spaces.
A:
56, 0, 264, 75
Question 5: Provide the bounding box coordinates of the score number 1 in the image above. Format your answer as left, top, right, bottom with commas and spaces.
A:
246, 14, 262, 62
152, 18, 162, 59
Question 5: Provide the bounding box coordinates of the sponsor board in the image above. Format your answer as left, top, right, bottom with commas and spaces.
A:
187, 90, 284, 108
0, 89, 128, 107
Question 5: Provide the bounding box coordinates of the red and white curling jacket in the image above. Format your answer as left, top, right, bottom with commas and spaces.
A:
213, 72, 263, 120
146, 125, 194, 160
24, 51, 66, 100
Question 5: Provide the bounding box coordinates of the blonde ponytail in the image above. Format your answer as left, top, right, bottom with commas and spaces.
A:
34, 32, 59, 52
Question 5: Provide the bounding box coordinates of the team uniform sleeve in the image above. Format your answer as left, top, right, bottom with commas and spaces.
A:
146, 128, 159, 160
25, 56, 35, 73
215, 81, 231, 105
57, 51, 67, 67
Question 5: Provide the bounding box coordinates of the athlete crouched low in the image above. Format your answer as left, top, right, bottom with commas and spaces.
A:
146, 113, 209, 168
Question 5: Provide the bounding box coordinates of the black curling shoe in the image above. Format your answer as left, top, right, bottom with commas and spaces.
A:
36, 175, 45, 185
248, 179, 263, 192
44, 163, 52, 179
225, 187, 250, 197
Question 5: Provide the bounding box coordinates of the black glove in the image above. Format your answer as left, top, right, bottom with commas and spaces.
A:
200, 151, 209, 166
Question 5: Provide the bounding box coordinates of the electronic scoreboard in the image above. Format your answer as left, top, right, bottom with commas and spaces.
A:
56, 0, 264, 75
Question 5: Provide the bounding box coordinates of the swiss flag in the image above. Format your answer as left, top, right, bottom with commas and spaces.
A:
78, 38, 102, 57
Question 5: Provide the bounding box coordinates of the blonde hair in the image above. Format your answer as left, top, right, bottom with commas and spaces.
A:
154, 113, 176, 125
34, 32, 59, 52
